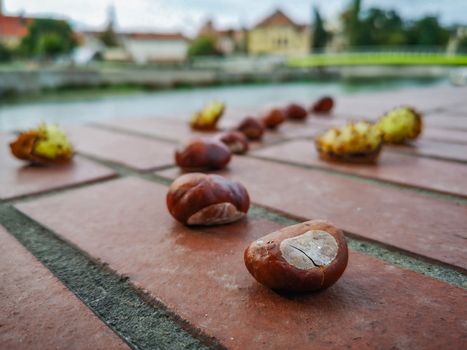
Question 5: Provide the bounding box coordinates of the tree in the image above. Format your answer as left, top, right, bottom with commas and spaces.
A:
100, 26, 119, 47
407, 16, 450, 46
312, 6, 328, 50
0, 42, 12, 62
20, 18, 76, 58
188, 36, 220, 57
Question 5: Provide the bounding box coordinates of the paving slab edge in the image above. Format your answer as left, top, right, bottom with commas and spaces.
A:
0, 204, 224, 350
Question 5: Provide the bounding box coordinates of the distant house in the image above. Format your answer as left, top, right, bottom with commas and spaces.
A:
197, 19, 247, 55
248, 9, 311, 56
121, 32, 188, 64
0, 4, 32, 48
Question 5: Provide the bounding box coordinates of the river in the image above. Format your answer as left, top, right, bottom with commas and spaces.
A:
0, 78, 446, 132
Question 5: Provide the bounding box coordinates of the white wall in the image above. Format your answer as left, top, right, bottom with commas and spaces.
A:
123, 39, 188, 64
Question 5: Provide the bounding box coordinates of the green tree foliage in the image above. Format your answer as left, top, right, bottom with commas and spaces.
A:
188, 36, 219, 57
406, 16, 450, 46
312, 6, 328, 50
100, 26, 119, 47
341, 0, 452, 48
0, 42, 12, 62
20, 18, 76, 58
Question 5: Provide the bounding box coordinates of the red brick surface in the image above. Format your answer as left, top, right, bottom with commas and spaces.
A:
15, 178, 467, 350
158, 157, 467, 269
389, 139, 467, 163
425, 114, 467, 131
0, 134, 115, 200
251, 139, 467, 197
67, 125, 176, 170
421, 128, 467, 144
0, 226, 129, 350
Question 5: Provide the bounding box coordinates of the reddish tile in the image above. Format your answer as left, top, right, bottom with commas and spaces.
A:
15, 177, 467, 350
389, 139, 467, 163
0, 134, 115, 200
95, 117, 285, 147
422, 128, 467, 145
159, 157, 467, 269
66, 125, 175, 171
425, 114, 467, 131
0, 226, 129, 350
251, 139, 467, 197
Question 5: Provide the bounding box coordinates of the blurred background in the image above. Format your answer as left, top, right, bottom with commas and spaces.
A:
1, 0, 466, 131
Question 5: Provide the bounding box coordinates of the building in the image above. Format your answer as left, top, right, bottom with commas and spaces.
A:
197, 19, 247, 55
121, 32, 188, 64
0, 0, 33, 48
248, 9, 311, 56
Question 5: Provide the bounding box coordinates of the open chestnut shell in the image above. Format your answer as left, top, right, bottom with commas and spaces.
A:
175, 137, 232, 171
311, 96, 334, 114
236, 117, 265, 141
284, 103, 308, 121
261, 108, 286, 129
244, 220, 348, 292
167, 173, 250, 226
217, 131, 249, 155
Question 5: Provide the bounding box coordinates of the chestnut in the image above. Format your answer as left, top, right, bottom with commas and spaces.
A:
217, 131, 249, 155
261, 108, 286, 129
244, 220, 348, 293
175, 137, 231, 171
284, 103, 308, 121
236, 117, 265, 141
311, 96, 334, 114
167, 173, 250, 226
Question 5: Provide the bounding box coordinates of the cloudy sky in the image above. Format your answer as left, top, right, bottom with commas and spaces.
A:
4, 0, 467, 35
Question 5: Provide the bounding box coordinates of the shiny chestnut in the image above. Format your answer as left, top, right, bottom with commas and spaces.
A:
175, 137, 231, 170
236, 117, 265, 141
167, 173, 250, 226
261, 108, 286, 129
284, 103, 308, 121
217, 131, 249, 154
311, 96, 334, 114
244, 220, 348, 292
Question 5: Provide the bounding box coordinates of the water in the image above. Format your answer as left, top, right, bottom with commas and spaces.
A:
0, 78, 446, 132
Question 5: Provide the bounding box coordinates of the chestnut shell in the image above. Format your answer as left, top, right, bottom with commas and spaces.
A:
217, 131, 249, 154
261, 108, 286, 129
311, 96, 334, 114
236, 117, 265, 141
175, 138, 232, 170
167, 173, 250, 226
244, 220, 348, 292
284, 103, 308, 121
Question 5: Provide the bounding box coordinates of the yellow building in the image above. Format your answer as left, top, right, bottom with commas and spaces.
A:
248, 9, 311, 56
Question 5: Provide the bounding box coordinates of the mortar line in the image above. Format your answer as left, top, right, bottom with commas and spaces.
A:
9, 151, 467, 289
0, 204, 223, 350
248, 154, 467, 205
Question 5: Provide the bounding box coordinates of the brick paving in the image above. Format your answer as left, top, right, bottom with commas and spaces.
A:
1, 85, 466, 349
0, 226, 130, 350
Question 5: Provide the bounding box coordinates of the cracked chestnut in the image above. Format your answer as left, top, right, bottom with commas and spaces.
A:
244, 220, 348, 292
236, 117, 265, 141
217, 131, 249, 154
261, 108, 286, 129
175, 137, 231, 170
284, 103, 308, 121
311, 96, 334, 114
167, 173, 250, 226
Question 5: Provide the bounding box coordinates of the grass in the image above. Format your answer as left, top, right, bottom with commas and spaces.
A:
288, 52, 467, 67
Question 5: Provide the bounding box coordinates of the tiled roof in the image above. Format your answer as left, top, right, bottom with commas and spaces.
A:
0, 15, 32, 38
254, 9, 308, 31
123, 32, 187, 41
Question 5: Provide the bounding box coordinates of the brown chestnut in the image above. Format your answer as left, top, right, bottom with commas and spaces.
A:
284, 103, 308, 121
167, 173, 250, 226
244, 220, 348, 292
311, 96, 334, 114
261, 108, 286, 129
217, 131, 249, 155
175, 137, 231, 171
236, 117, 265, 141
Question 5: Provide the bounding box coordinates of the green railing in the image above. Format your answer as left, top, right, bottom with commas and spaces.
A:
288, 52, 467, 67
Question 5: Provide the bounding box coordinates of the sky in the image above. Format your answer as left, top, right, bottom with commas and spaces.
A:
4, 0, 467, 36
